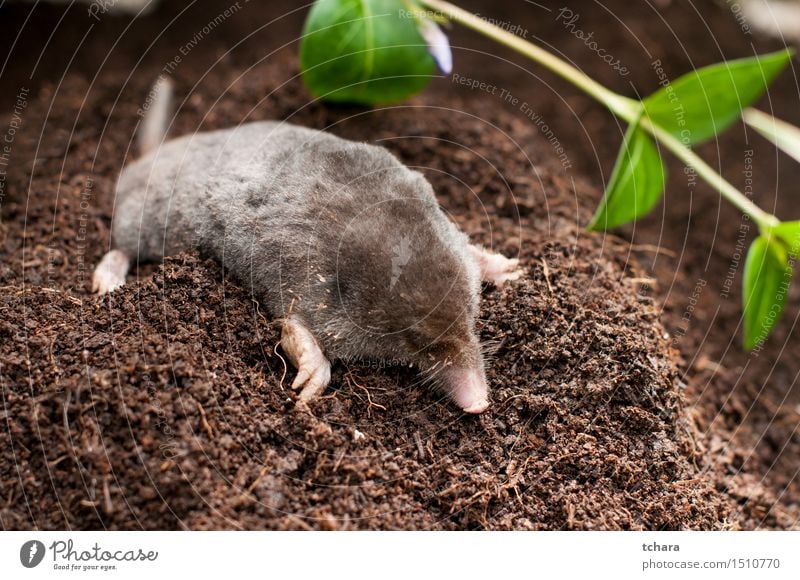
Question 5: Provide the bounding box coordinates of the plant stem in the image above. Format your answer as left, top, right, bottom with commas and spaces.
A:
419, 0, 781, 232
418, 0, 639, 119
639, 117, 779, 230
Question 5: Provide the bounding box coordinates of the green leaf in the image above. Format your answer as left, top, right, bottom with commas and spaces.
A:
771, 221, 800, 257
588, 117, 668, 231
643, 50, 794, 145
743, 108, 800, 164
300, 0, 436, 105
742, 234, 793, 350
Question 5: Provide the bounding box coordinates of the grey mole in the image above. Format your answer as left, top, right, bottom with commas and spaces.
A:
93, 79, 523, 413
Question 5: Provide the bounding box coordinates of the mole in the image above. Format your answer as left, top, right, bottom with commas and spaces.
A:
93, 78, 523, 414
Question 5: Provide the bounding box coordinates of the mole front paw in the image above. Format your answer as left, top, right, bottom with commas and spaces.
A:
470, 245, 524, 287
291, 352, 332, 401
281, 317, 332, 402
92, 250, 130, 295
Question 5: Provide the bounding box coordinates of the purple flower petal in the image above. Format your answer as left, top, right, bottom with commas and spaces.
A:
418, 18, 453, 74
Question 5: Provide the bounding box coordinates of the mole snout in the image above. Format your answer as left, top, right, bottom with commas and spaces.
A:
441, 367, 490, 414
94, 78, 524, 414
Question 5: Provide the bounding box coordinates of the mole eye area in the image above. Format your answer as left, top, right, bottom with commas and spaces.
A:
403, 331, 452, 361
405, 310, 471, 356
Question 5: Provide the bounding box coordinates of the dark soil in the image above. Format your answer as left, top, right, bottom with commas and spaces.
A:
0, 0, 797, 529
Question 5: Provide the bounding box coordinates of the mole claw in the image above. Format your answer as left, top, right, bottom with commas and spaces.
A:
92, 250, 130, 295
471, 246, 524, 287
281, 317, 332, 402
298, 377, 329, 402
291, 369, 311, 391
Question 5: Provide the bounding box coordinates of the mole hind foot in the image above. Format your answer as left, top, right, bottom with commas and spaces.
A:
470, 245, 523, 287
92, 250, 130, 295
281, 317, 332, 403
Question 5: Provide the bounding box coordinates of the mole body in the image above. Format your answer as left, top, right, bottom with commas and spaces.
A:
93, 80, 523, 413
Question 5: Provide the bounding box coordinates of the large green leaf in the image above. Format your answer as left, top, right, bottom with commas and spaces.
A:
588, 117, 667, 231
742, 234, 793, 351
643, 50, 793, 145
300, 0, 436, 105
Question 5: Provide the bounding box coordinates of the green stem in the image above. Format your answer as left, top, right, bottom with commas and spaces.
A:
418, 0, 780, 232
418, 0, 638, 119
639, 117, 779, 230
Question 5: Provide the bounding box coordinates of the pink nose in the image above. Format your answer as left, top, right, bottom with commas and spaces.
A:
441, 367, 490, 414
